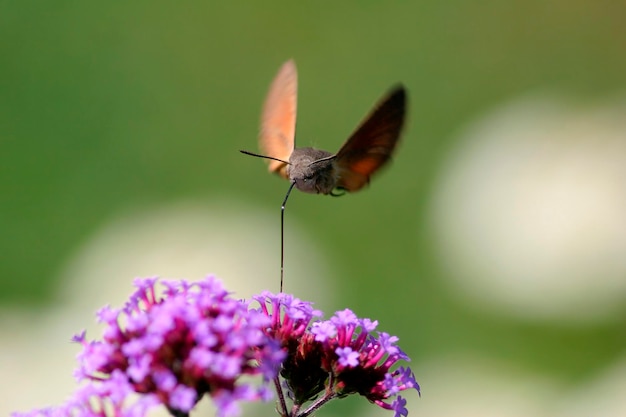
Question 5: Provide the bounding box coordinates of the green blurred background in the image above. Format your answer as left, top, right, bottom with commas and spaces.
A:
2, 1, 625, 415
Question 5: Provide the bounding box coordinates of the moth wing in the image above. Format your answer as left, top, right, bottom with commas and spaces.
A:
335, 86, 406, 192
259, 60, 298, 179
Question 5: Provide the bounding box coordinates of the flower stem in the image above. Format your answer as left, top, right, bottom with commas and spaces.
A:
296, 391, 337, 417
167, 408, 189, 417
297, 373, 337, 417
274, 376, 289, 417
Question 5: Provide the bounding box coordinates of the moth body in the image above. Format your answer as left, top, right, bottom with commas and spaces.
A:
287, 147, 336, 194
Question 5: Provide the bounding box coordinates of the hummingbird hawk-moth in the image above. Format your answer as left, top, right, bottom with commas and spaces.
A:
241, 60, 407, 291
242, 59, 407, 196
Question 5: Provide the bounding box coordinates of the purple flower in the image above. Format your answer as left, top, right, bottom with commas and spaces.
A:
18, 276, 285, 417
169, 384, 197, 412
15, 280, 419, 417
391, 396, 409, 417
311, 321, 337, 341
253, 292, 327, 404
335, 347, 359, 367
253, 294, 419, 417
315, 310, 419, 411
103, 276, 283, 416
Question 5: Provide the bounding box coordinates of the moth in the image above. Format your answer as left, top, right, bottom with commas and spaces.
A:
241, 60, 407, 291
241, 59, 407, 197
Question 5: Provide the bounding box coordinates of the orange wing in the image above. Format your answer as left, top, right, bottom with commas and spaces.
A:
259, 60, 298, 179
335, 86, 406, 192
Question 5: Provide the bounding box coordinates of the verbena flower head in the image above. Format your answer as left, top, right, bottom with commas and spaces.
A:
253, 292, 326, 404
69, 276, 284, 417
13, 280, 419, 417
253, 294, 419, 417
314, 309, 419, 417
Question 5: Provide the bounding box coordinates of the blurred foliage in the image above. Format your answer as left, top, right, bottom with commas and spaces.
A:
1, 0, 625, 391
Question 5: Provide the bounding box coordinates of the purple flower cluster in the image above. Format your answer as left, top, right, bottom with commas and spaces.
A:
254, 293, 419, 417
15, 276, 284, 417
14, 278, 419, 417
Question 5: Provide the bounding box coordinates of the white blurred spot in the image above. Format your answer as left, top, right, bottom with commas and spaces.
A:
58, 199, 333, 308
2, 198, 333, 416
355, 354, 626, 417
410, 356, 560, 417
431, 95, 626, 323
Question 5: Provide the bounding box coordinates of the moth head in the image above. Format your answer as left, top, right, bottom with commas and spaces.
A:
288, 148, 337, 194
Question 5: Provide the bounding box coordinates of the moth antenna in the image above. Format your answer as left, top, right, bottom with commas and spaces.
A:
280, 181, 297, 293
308, 154, 336, 167
239, 150, 291, 165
